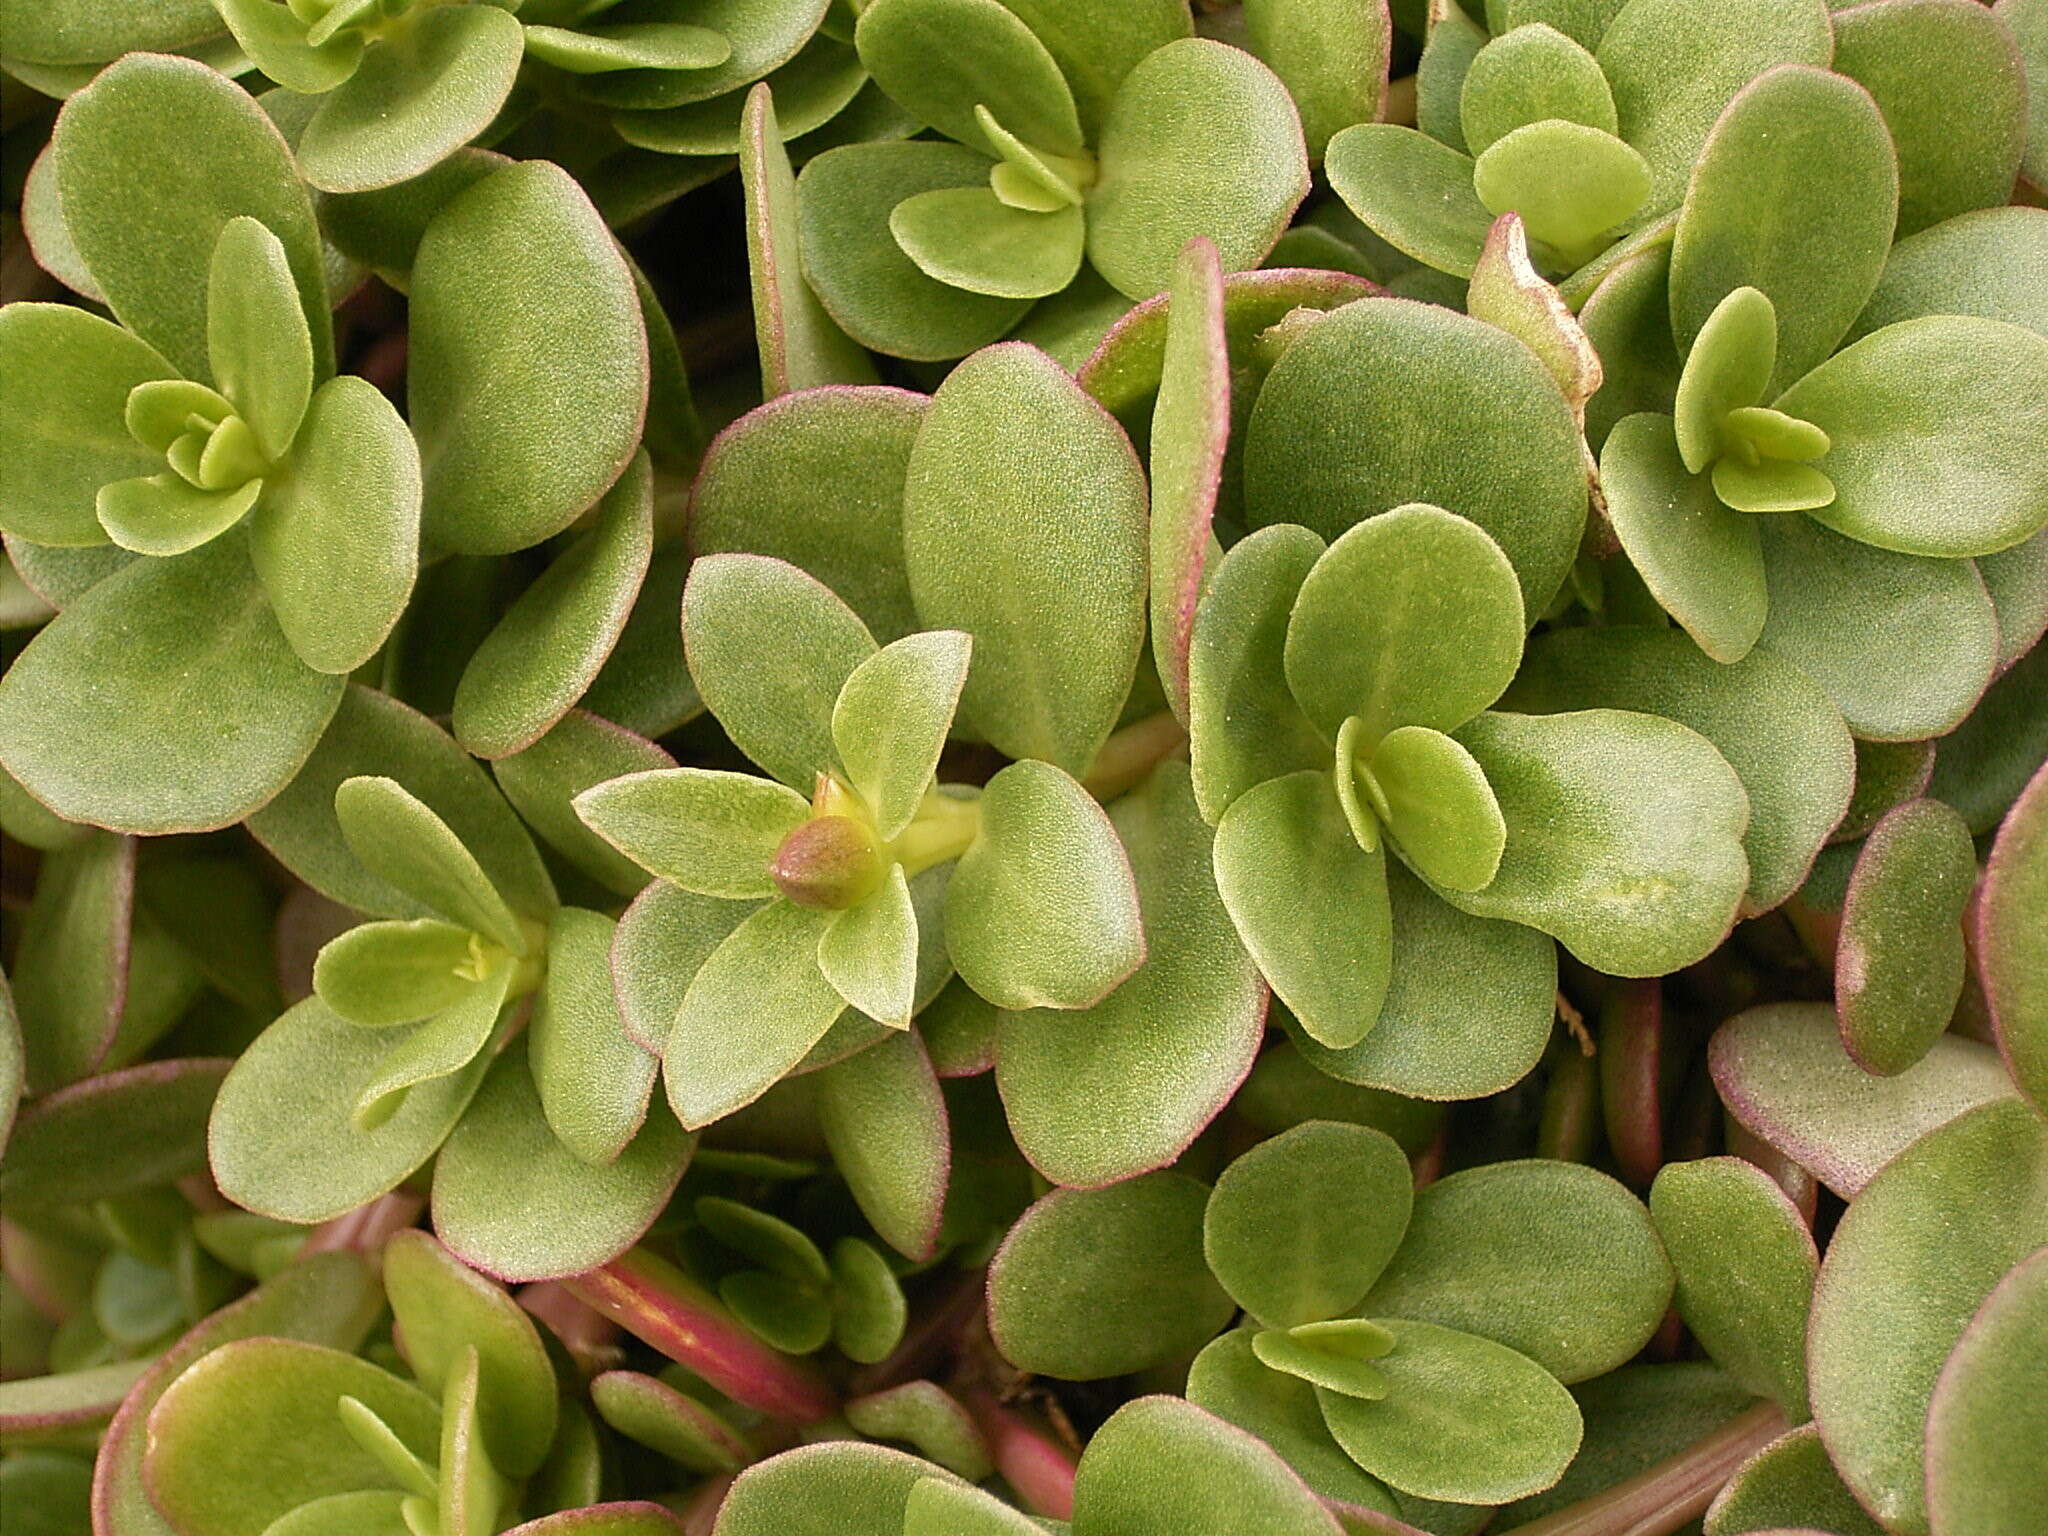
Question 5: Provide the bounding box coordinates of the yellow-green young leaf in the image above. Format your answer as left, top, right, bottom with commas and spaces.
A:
494, 712, 677, 898
1074, 1396, 1346, 1536
1244, 297, 1588, 614
1648, 1158, 1817, 1417
988, 1174, 1235, 1379
0, 539, 344, 835
891, 189, 1085, 300
1324, 124, 1491, 277
1837, 799, 1975, 1077
682, 553, 879, 792
9, 831, 130, 1093
576, 768, 808, 900
206, 217, 311, 462
334, 777, 526, 955
818, 865, 920, 1026
1445, 709, 1750, 975
1595, 0, 1833, 217
903, 342, 1146, 775
51, 53, 334, 382
1754, 513, 1998, 742
1086, 39, 1310, 299
214, 0, 366, 94
250, 373, 422, 676
739, 83, 877, 397
1205, 1123, 1413, 1328
1668, 65, 1897, 394
1368, 726, 1506, 894
1213, 770, 1391, 1053
1807, 1100, 2048, 1536
529, 907, 659, 1167
1460, 22, 1615, 154
1982, 762, 2048, 1116
1252, 1320, 1396, 1400
1704, 1422, 1890, 1536
211, 997, 491, 1222
815, 1028, 949, 1260
1245, 0, 1388, 161
452, 452, 653, 758
248, 685, 557, 925
1925, 1246, 2048, 1535
854, 0, 1083, 157
1472, 121, 1650, 267
1832, 0, 2028, 238
383, 1230, 557, 1478
1773, 316, 2048, 559
350, 960, 510, 1132
297, 3, 524, 192
1317, 1319, 1582, 1505
664, 900, 844, 1129
945, 759, 1143, 1011
143, 1338, 439, 1536
312, 918, 478, 1028
409, 161, 647, 556
97, 473, 259, 559
1363, 1159, 1674, 1384
1672, 285, 1777, 473
833, 630, 972, 840
1286, 503, 1525, 746
0, 304, 175, 547
996, 762, 1265, 1187
433, 1045, 692, 1284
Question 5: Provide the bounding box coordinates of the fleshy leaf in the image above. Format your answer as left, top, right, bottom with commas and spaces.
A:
1369, 726, 1508, 894
1470, 120, 1650, 267
0, 1056, 228, 1208
574, 768, 810, 899
1703, 1421, 1889, 1536
313, 918, 478, 1028
1323, 125, 1491, 278
815, 1028, 950, 1260
8, 831, 131, 1092
1252, 1320, 1396, 1399
1071, 1396, 1344, 1536
1981, 761, 2048, 1116
1671, 285, 1776, 473
493, 714, 673, 898
890, 189, 1085, 300
334, 777, 527, 954
1924, 1246, 2048, 1536
853, 0, 1083, 157
1244, 0, 1388, 161
833, 630, 972, 840
1837, 798, 1975, 1077
529, 907, 659, 1166
818, 865, 920, 1027
1460, 22, 1616, 153
206, 215, 312, 461
350, 959, 509, 1132
97, 474, 259, 558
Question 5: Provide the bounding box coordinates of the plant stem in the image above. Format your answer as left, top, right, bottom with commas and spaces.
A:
1080, 711, 1189, 803
1492, 1401, 1788, 1536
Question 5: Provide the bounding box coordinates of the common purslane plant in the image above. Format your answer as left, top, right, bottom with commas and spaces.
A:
2, 0, 2046, 1531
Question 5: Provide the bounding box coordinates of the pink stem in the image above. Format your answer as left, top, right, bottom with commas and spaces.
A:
677, 1474, 735, 1536
302, 1191, 424, 1260
964, 1391, 1077, 1522
519, 1280, 625, 1379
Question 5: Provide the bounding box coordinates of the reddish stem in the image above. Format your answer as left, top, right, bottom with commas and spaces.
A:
963, 1390, 1077, 1521
302, 1191, 423, 1260
565, 1248, 836, 1425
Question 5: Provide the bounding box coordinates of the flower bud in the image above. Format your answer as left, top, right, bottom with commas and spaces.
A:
770, 816, 885, 910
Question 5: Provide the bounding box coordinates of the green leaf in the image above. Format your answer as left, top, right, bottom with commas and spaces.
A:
902, 1477, 1041, 1536
1072, 1395, 1346, 1536
1086, 38, 1310, 299
210, 996, 490, 1222
796, 143, 1032, 362
1243, 0, 1387, 161
1595, 0, 1833, 216
206, 215, 311, 461
946, 759, 1142, 1010
1832, 0, 2029, 238
1772, 316, 2048, 558
0, 1057, 227, 1208
1205, 1123, 1413, 1328
1213, 770, 1390, 1052
1982, 762, 2048, 1116
887, 188, 1084, 301
524, 20, 730, 73
312, 918, 479, 1027
683, 552, 879, 791
996, 762, 1264, 1186
1289, 862, 1556, 1101
855, 0, 1083, 157
1445, 709, 1750, 975
410, 161, 647, 556
1187, 525, 1328, 824
570, 0, 825, 111
1754, 512, 1998, 741
739, 83, 878, 397
1252, 1319, 1396, 1398
530, 907, 659, 1166
452, 451, 653, 757
903, 342, 1147, 775
592, 1370, 750, 1475
999, 0, 1194, 137
1668, 64, 1898, 393
664, 899, 844, 1129
988, 1173, 1235, 1379
350, 960, 510, 1132
297, 3, 523, 192
0, 540, 343, 834
249, 684, 556, 924
1671, 284, 1776, 473
576, 769, 808, 901
1460, 22, 1615, 154
1316, 1319, 1582, 1505
833, 630, 972, 840
1244, 296, 1588, 614
96, 474, 259, 558
1710, 1001, 2020, 1200
1649, 1157, 1816, 1417
1925, 1246, 2048, 1535
1362, 1159, 1674, 1383
1286, 503, 1524, 746
1704, 1421, 1890, 1536
816, 1029, 949, 1259
610, 882, 757, 1052
0, 303, 175, 547
433, 1044, 692, 1283
1807, 1100, 2048, 1536
1324, 124, 1491, 278
335, 776, 527, 953
1837, 798, 1975, 1076
52, 53, 333, 382
689, 386, 924, 643
818, 865, 920, 1026
1471, 120, 1650, 266
318, 147, 506, 290
214, 0, 364, 94
382, 1229, 557, 1478
493, 713, 672, 898
1369, 726, 1507, 893
9, 832, 130, 1092
1850, 202, 2048, 346
715, 1441, 959, 1536
1506, 626, 1853, 915
249, 372, 421, 675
